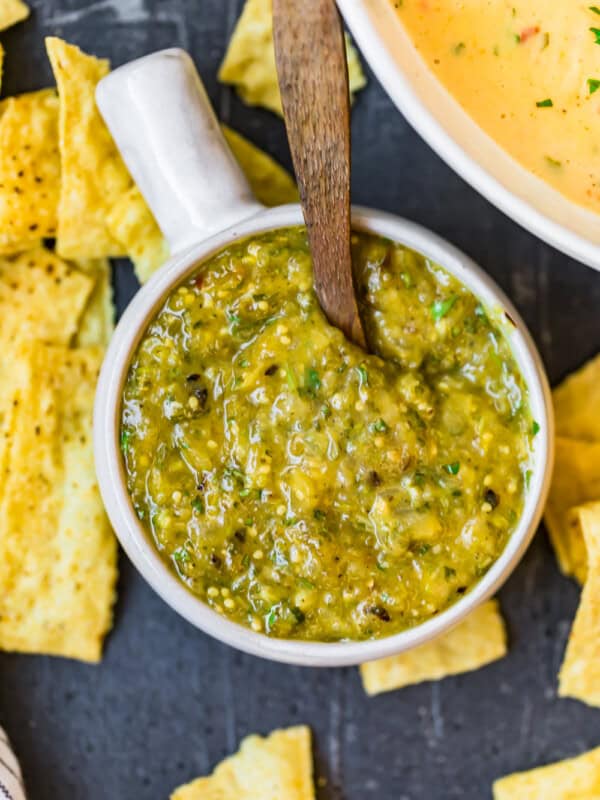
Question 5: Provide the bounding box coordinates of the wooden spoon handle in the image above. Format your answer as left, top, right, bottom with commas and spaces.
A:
273, 0, 367, 349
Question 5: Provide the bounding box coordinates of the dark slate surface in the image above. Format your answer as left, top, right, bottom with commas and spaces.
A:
1, 2, 599, 798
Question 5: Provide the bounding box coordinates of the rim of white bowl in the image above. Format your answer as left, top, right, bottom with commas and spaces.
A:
337, 0, 600, 272
94, 205, 554, 667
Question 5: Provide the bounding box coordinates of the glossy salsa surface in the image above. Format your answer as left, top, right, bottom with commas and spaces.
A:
395, 0, 600, 214
121, 227, 534, 641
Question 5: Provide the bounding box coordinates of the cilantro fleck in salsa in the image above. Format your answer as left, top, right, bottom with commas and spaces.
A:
121, 227, 534, 641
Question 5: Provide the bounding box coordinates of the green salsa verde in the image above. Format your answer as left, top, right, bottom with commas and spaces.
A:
121, 227, 534, 641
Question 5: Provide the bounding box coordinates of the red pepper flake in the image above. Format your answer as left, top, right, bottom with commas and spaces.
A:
518, 25, 540, 43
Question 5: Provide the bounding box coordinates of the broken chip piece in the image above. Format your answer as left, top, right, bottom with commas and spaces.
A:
46, 37, 133, 259
171, 726, 315, 800
0, 246, 94, 349
218, 0, 366, 116
558, 501, 600, 708
0, 246, 95, 481
359, 599, 507, 695
493, 745, 600, 799
553, 353, 600, 442
0, 0, 29, 31
0, 342, 117, 662
544, 437, 600, 584
73, 258, 115, 347
223, 125, 298, 206
0, 89, 60, 249
105, 185, 170, 285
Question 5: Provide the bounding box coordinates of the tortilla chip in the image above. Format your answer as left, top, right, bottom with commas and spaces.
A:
0, 238, 42, 255
544, 437, 600, 584
0, 353, 28, 512
223, 125, 298, 206
218, 0, 366, 116
0, 0, 29, 30
0, 247, 93, 490
171, 726, 314, 800
558, 501, 600, 707
46, 37, 132, 259
106, 186, 169, 284
554, 354, 600, 442
73, 258, 114, 347
0, 342, 117, 662
493, 746, 600, 799
0, 43, 4, 86
0, 247, 94, 348
359, 600, 506, 695
107, 127, 297, 284
0, 89, 60, 248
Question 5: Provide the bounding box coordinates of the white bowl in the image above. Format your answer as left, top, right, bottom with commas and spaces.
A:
338, 0, 600, 271
94, 50, 554, 667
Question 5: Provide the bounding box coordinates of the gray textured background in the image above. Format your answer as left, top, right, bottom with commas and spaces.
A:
1, 1, 599, 798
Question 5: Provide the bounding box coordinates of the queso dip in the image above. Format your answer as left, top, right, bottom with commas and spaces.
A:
395, 1, 600, 213
121, 228, 534, 641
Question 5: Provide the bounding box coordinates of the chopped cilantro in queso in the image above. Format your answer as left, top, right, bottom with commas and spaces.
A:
121, 227, 534, 641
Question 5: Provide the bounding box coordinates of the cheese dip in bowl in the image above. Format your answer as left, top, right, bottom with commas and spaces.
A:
95, 50, 553, 665
395, 1, 600, 216
337, 0, 600, 269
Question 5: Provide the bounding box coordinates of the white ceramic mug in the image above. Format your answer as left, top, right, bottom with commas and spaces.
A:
94, 49, 554, 667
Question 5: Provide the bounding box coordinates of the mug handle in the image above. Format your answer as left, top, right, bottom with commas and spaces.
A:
96, 48, 264, 255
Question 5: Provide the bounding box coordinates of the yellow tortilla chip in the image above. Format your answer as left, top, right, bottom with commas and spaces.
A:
218, 0, 366, 116
46, 37, 132, 259
558, 501, 600, 707
0, 247, 94, 348
359, 600, 506, 695
544, 437, 600, 584
0, 238, 42, 255
0, 89, 61, 248
223, 125, 298, 206
106, 186, 169, 285
0, 342, 117, 662
171, 726, 314, 800
0, 247, 94, 486
554, 353, 600, 441
493, 746, 600, 799
0, 0, 29, 31
73, 258, 114, 347
107, 127, 297, 284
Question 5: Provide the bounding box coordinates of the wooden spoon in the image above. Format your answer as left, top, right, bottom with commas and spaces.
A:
273, 0, 368, 350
